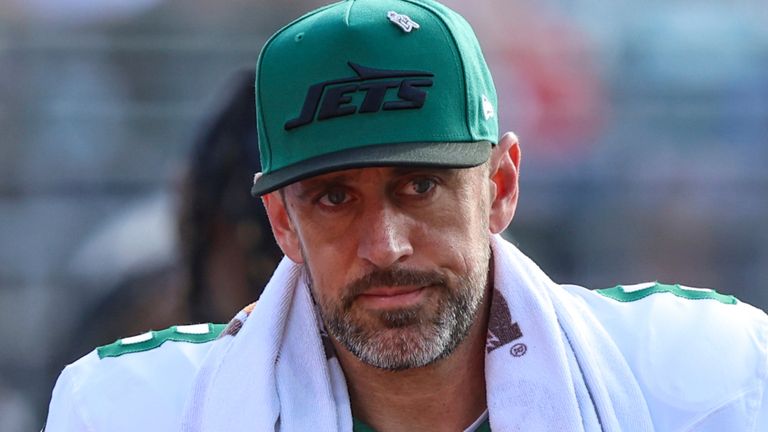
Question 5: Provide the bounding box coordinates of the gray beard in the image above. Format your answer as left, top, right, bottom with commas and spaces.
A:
307, 251, 490, 371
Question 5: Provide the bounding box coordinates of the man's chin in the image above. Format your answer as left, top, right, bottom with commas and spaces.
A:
373, 308, 428, 329
332, 318, 449, 369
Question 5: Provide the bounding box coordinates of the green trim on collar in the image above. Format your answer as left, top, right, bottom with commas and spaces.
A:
475, 417, 491, 432
352, 418, 376, 432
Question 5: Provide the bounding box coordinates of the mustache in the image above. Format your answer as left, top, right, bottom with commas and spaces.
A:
341, 268, 448, 304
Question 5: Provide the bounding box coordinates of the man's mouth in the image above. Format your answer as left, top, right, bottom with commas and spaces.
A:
356, 285, 431, 309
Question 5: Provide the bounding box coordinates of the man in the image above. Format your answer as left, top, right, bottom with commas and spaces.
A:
45, 0, 768, 431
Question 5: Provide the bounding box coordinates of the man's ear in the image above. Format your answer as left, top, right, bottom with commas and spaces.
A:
487, 132, 521, 234
261, 187, 304, 264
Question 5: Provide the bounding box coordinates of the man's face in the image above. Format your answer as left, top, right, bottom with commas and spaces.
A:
278, 165, 494, 370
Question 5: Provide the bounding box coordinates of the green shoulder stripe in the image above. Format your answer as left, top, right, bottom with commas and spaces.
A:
597, 283, 736, 305
97, 323, 227, 359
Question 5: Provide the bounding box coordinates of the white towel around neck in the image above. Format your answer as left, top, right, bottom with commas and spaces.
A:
181, 235, 653, 431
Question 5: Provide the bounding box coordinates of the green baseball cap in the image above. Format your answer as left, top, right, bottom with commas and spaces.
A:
251, 0, 498, 196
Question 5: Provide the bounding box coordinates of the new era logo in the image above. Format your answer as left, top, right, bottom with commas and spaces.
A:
482, 95, 495, 120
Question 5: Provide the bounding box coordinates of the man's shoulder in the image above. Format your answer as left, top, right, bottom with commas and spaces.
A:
564, 281, 768, 336
564, 281, 768, 363
46, 323, 226, 432
563, 282, 768, 430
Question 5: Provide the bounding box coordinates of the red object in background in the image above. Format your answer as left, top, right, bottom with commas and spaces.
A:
455, 1, 606, 163
501, 18, 605, 161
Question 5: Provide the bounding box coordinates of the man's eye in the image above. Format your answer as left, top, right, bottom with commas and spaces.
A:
318, 189, 350, 206
402, 178, 436, 196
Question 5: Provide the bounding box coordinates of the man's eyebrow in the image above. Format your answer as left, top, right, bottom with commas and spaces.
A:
290, 166, 462, 199
291, 174, 354, 200
390, 166, 461, 178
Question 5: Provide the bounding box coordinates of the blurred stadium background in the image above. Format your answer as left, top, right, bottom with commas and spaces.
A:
1, 0, 767, 429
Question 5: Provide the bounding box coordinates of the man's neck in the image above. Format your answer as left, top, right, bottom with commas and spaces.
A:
333, 287, 492, 432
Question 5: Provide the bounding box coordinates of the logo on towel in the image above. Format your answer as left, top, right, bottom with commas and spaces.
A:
510, 343, 527, 357
220, 302, 256, 338
486, 289, 525, 354
221, 318, 244, 337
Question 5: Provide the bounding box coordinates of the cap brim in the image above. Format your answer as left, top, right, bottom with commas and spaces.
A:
251, 141, 491, 196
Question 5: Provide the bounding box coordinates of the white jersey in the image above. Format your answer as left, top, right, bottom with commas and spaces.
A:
45, 283, 768, 431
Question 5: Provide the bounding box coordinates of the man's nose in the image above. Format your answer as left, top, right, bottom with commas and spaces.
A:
356, 202, 414, 269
